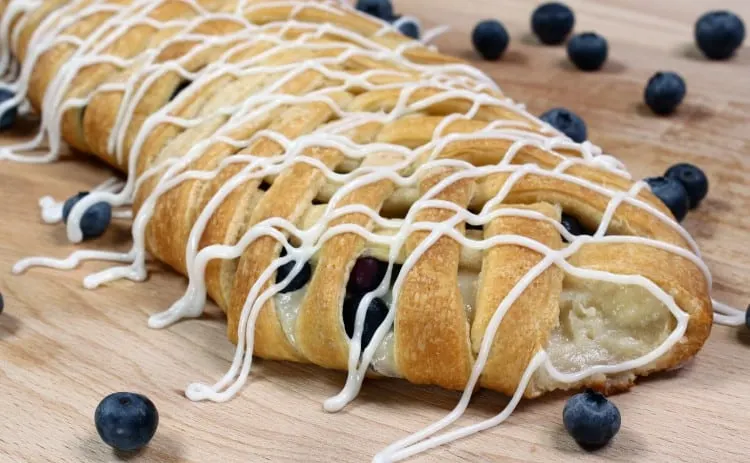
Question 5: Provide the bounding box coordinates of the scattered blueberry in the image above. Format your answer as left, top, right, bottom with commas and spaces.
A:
0, 88, 19, 131
531, 2, 575, 45
644, 72, 686, 115
343, 294, 389, 348
396, 19, 420, 39
645, 176, 690, 222
347, 257, 388, 295
664, 163, 708, 209
95, 392, 158, 452
561, 213, 589, 238
62, 192, 112, 240
0, 292, 4, 315
355, 0, 394, 21
540, 108, 587, 143
563, 389, 621, 449
695, 11, 746, 60
472, 20, 510, 60
567, 32, 608, 71
276, 252, 312, 293
745, 305, 750, 329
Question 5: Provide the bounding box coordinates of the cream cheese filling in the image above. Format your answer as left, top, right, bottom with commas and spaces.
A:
275, 270, 674, 382
544, 276, 673, 374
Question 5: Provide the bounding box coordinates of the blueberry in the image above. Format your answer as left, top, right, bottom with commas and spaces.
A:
0, 88, 19, 131
397, 20, 420, 39
561, 213, 589, 239
644, 72, 686, 115
664, 163, 708, 209
95, 392, 158, 452
0, 292, 4, 315
645, 176, 690, 222
563, 389, 621, 449
567, 32, 608, 71
390, 263, 403, 285
695, 11, 745, 60
540, 108, 587, 143
347, 257, 388, 295
62, 192, 112, 240
531, 2, 575, 45
343, 294, 389, 348
276, 252, 312, 293
746, 305, 750, 329
355, 0, 394, 21
472, 20, 510, 60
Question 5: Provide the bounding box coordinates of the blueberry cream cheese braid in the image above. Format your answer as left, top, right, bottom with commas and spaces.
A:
1, 0, 746, 461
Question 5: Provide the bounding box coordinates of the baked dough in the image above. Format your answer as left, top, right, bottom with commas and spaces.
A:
1, 0, 715, 402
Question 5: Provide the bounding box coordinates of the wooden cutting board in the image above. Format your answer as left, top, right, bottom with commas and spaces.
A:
1, 0, 749, 461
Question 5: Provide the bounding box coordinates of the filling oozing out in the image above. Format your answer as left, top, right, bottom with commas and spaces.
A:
545, 276, 673, 375
274, 248, 674, 384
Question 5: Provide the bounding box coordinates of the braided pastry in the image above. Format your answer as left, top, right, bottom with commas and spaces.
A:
2, 0, 740, 459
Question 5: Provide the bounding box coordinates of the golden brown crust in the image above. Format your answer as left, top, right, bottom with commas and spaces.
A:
27, 3, 128, 113
225, 102, 346, 352
395, 169, 475, 390
475, 172, 688, 248
6, 0, 715, 400
472, 203, 564, 396
14, 0, 81, 64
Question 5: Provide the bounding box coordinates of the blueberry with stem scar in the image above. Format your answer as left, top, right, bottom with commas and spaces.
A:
95, 392, 158, 452
563, 389, 621, 450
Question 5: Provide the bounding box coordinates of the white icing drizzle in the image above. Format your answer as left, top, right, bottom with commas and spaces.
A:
2, 1, 746, 462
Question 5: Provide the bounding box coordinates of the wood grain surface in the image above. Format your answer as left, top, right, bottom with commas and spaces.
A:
2, 0, 750, 461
